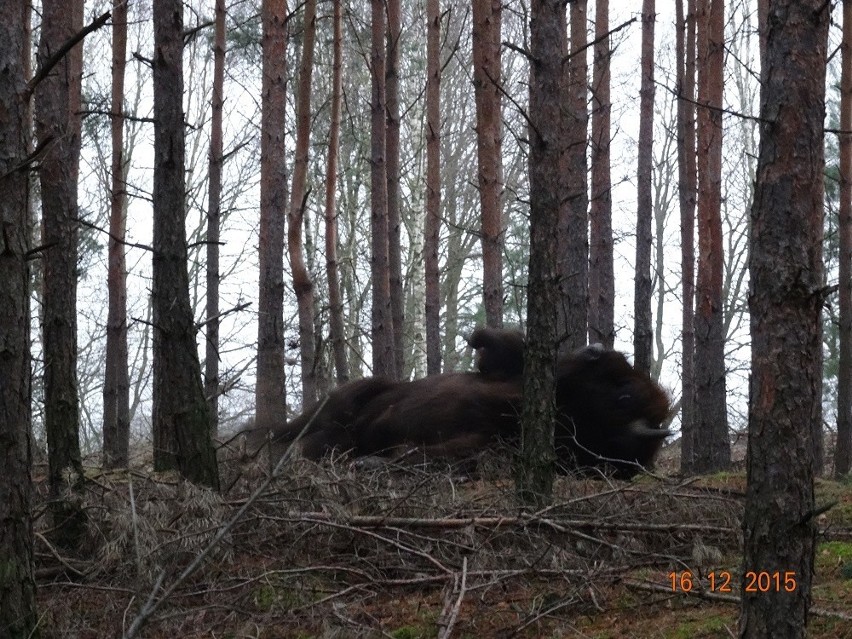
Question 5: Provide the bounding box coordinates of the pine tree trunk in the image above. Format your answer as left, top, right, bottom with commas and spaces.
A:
425, 0, 442, 375
516, 0, 565, 507
151, 0, 219, 490
741, 0, 828, 632
472, 0, 504, 328
386, 0, 405, 378
0, 3, 37, 632
256, 0, 288, 430
588, 0, 614, 349
634, 0, 655, 374
205, 0, 225, 435
104, 0, 131, 468
837, 0, 852, 479
678, 0, 699, 474
289, 0, 318, 406
36, 0, 86, 547
371, 0, 396, 378
693, 0, 730, 472
325, 0, 349, 385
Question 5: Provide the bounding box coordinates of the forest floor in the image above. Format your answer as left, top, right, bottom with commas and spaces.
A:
32, 441, 852, 639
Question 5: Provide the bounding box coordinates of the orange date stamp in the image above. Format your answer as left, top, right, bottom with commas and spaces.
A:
668, 570, 798, 593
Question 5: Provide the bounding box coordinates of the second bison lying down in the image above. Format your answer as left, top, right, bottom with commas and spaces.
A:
258, 328, 671, 479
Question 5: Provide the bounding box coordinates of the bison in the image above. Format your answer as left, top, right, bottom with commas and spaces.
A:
256, 328, 671, 479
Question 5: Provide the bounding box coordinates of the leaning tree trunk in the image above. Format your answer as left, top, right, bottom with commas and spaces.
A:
151, 0, 219, 490
425, 0, 442, 375
288, 0, 318, 406
516, 0, 566, 508
741, 0, 828, 634
472, 0, 504, 328
35, 0, 86, 549
256, 0, 288, 430
104, 0, 131, 467
0, 3, 37, 633
588, 0, 614, 349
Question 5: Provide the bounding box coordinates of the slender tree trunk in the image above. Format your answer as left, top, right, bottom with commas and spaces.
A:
206, 0, 225, 435
741, 0, 828, 633
838, 0, 852, 479
516, 0, 565, 508
151, 0, 219, 490
289, 0, 318, 406
678, 0, 699, 474
0, 3, 37, 632
371, 0, 396, 378
325, 0, 349, 385
558, 0, 588, 354
693, 0, 730, 472
386, 0, 405, 378
256, 0, 288, 429
472, 0, 504, 328
36, 0, 86, 547
425, 0, 442, 375
588, 0, 614, 349
103, 0, 131, 467
634, 0, 655, 374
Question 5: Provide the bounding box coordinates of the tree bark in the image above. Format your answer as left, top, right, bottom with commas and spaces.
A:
516, 0, 565, 507
386, 0, 405, 378
472, 0, 504, 328
35, 0, 86, 547
741, 0, 828, 634
371, 0, 396, 378
558, 0, 589, 354
151, 0, 219, 490
325, 0, 349, 385
588, 0, 614, 349
678, 0, 698, 474
256, 0, 288, 430
838, 0, 852, 479
289, 0, 318, 406
0, 3, 37, 633
425, 0, 442, 376
693, 0, 730, 472
205, 0, 225, 435
634, 0, 655, 374
104, 0, 131, 468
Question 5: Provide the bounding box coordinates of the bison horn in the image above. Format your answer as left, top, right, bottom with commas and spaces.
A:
626, 419, 672, 439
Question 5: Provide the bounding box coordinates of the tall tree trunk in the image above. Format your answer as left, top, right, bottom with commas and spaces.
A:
371, 0, 396, 378
256, 0, 288, 429
472, 0, 504, 328
151, 0, 219, 490
36, 0, 86, 547
516, 0, 565, 508
325, 0, 349, 385
206, 0, 225, 435
838, 0, 852, 479
289, 0, 318, 406
634, 0, 655, 374
588, 0, 614, 348
677, 0, 699, 474
425, 0, 442, 375
386, 0, 405, 378
0, 2, 37, 632
693, 0, 730, 472
741, 0, 828, 633
104, 0, 131, 468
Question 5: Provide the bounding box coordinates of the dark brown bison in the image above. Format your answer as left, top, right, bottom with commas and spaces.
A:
258, 329, 671, 479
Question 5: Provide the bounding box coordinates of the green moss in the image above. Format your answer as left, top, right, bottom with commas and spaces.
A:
666, 614, 730, 639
